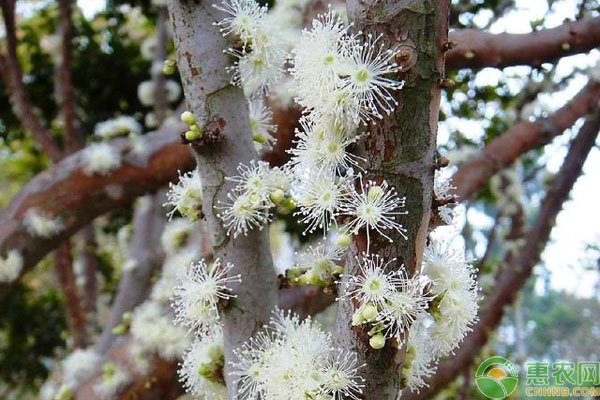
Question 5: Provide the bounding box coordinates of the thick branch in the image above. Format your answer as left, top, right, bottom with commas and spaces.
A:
95, 193, 166, 354
405, 109, 600, 400
0, 0, 63, 161
453, 81, 600, 200
447, 16, 600, 70
152, 7, 169, 122
169, 1, 279, 397
0, 123, 194, 292
333, 1, 449, 398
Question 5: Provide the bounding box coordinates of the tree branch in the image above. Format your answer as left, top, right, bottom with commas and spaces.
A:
57, 0, 83, 153
77, 225, 98, 316
0, 0, 63, 161
0, 123, 194, 294
452, 81, 600, 200
169, 1, 279, 397
404, 109, 600, 400
95, 193, 166, 354
332, 1, 449, 398
447, 16, 600, 70
54, 241, 88, 348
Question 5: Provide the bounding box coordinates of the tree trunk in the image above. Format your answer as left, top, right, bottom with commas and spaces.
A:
333, 1, 449, 398
168, 1, 279, 398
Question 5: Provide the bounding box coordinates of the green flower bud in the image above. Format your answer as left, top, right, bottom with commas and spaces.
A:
296, 273, 310, 286
269, 189, 286, 205
190, 124, 202, 133
185, 130, 203, 141
351, 311, 362, 326
163, 59, 176, 75
181, 111, 196, 126
361, 304, 378, 321
111, 324, 127, 335
333, 265, 344, 275
369, 333, 386, 349
282, 197, 297, 211
286, 268, 301, 280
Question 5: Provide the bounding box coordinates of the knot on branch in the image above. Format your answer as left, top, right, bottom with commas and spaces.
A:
394, 42, 418, 73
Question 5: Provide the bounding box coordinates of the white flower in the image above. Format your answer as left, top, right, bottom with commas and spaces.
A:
293, 241, 345, 284
160, 218, 195, 255
403, 316, 438, 392
94, 115, 142, 139
227, 160, 275, 200
320, 349, 365, 400
62, 349, 102, 388
140, 36, 156, 60
164, 169, 204, 221
23, 208, 63, 238
93, 362, 131, 399
339, 32, 402, 122
0, 250, 23, 282
340, 175, 407, 253
214, 0, 267, 47
83, 143, 122, 175
379, 270, 431, 341
248, 99, 276, 152
294, 173, 349, 235
338, 254, 402, 310
434, 169, 456, 201
172, 258, 241, 332
218, 190, 272, 237
179, 326, 227, 400
130, 301, 190, 360
230, 309, 364, 400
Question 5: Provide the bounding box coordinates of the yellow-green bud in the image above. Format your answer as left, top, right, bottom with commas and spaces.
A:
282, 197, 297, 211
181, 111, 196, 126
306, 270, 322, 286
367, 185, 384, 202
163, 59, 176, 75
369, 333, 386, 349
561, 42, 571, 51
296, 273, 310, 286
361, 304, 378, 321
190, 124, 202, 133
464, 50, 475, 59
122, 312, 132, 324
270, 189, 286, 205
286, 268, 301, 280
111, 324, 127, 335
185, 130, 203, 141
336, 232, 352, 247
333, 265, 344, 275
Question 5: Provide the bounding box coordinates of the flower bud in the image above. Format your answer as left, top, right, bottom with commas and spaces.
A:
269, 189, 286, 205
282, 197, 297, 211
181, 111, 196, 126
369, 333, 386, 349
361, 304, 377, 321
163, 59, 176, 75
351, 311, 362, 326
197, 363, 213, 378
185, 130, 203, 141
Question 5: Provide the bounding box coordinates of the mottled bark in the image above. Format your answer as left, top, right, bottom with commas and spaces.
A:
0, 124, 193, 293
404, 109, 600, 400
168, 1, 279, 398
332, 1, 449, 398
447, 16, 600, 70
95, 193, 166, 354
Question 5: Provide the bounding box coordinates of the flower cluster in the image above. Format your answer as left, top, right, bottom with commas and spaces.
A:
339, 254, 431, 349
94, 115, 142, 140
398, 236, 479, 392
172, 258, 241, 333
164, 169, 204, 221
93, 362, 132, 399
83, 142, 122, 176
217, 161, 293, 237
229, 309, 365, 400
62, 349, 102, 389
288, 240, 346, 287
23, 207, 63, 238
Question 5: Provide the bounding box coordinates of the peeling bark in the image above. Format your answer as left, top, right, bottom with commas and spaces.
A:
332, 1, 449, 398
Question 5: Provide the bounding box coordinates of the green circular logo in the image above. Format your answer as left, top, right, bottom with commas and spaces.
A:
475, 357, 519, 399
